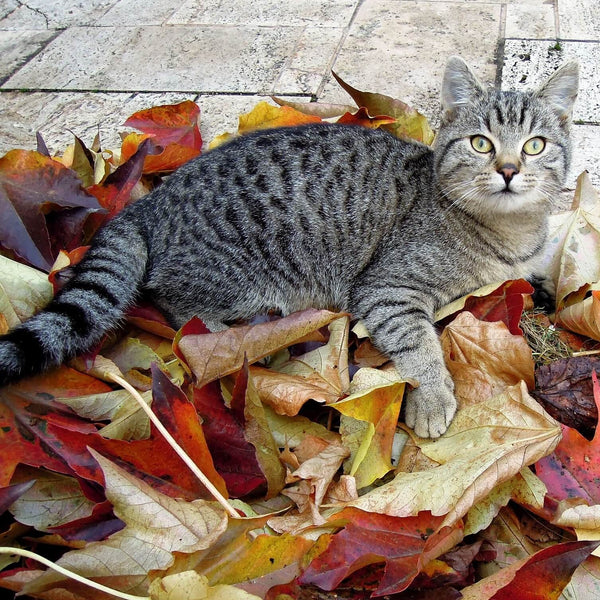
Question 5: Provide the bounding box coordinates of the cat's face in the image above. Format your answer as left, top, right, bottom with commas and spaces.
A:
434, 58, 578, 216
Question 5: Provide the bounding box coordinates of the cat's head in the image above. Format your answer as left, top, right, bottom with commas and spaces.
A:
434, 57, 578, 215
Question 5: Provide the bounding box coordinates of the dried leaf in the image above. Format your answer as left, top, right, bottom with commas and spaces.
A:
237, 102, 322, 134
22, 451, 228, 597
0, 150, 101, 271
351, 383, 560, 527
175, 309, 347, 388
543, 171, 600, 310
331, 71, 435, 144
441, 311, 534, 407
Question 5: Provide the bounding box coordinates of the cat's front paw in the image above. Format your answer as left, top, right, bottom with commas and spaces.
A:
404, 377, 457, 438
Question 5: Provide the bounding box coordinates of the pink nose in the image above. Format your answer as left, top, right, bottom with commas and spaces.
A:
498, 163, 519, 185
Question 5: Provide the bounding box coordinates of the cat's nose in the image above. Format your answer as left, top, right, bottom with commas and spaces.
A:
498, 163, 519, 185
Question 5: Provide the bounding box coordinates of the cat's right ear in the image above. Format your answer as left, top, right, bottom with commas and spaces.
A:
441, 56, 486, 116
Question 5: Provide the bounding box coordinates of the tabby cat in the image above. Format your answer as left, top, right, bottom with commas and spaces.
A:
0, 57, 578, 438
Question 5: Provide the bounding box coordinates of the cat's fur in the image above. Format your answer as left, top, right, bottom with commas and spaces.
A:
0, 57, 578, 438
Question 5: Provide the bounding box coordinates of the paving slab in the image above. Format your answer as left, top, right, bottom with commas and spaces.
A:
505, 3, 556, 39
0, 91, 197, 154
558, 0, 600, 41
0, 29, 56, 82
570, 124, 600, 188
168, 0, 358, 27
502, 39, 600, 123
0, 0, 117, 29
319, 0, 502, 122
1, 24, 342, 96
99, 0, 181, 26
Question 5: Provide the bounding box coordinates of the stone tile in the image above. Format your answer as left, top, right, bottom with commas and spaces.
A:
0, 29, 55, 81
274, 26, 345, 95
0, 0, 18, 20
320, 0, 501, 122
1, 25, 323, 95
505, 4, 556, 39
570, 124, 600, 188
502, 40, 600, 124
0, 0, 117, 30
558, 0, 600, 41
100, 0, 181, 26
0, 91, 197, 155
169, 0, 358, 27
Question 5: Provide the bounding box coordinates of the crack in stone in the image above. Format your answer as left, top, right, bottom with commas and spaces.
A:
16, 1, 50, 29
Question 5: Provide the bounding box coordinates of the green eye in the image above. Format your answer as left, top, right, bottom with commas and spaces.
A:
471, 135, 494, 154
522, 137, 546, 155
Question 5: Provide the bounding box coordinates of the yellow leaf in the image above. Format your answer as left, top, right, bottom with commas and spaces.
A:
350, 382, 560, 527
238, 101, 322, 134
0, 255, 52, 328
333, 379, 405, 489
543, 171, 600, 310
149, 572, 262, 600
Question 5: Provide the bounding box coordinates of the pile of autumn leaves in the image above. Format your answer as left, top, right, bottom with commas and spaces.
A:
1, 80, 600, 600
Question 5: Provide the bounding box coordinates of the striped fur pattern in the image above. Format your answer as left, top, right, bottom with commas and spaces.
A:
0, 57, 578, 437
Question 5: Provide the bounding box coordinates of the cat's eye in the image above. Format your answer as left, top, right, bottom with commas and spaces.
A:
522, 137, 546, 156
470, 135, 494, 154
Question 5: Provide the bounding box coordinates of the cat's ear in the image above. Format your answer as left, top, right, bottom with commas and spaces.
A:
441, 56, 486, 115
535, 62, 579, 121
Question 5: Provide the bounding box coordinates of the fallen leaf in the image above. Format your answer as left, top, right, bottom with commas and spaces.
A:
435, 279, 534, 335
175, 309, 347, 389
440, 311, 535, 407
351, 383, 560, 527
22, 451, 228, 598
0, 255, 52, 328
531, 355, 599, 440
461, 540, 599, 599
0, 150, 101, 271
237, 102, 322, 134
333, 379, 405, 489
336, 107, 396, 129
331, 71, 435, 144
542, 171, 600, 310
298, 507, 463, 596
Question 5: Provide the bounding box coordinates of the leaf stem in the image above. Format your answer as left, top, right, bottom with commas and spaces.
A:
106, 372, 241, 519
0, 547, 148, 600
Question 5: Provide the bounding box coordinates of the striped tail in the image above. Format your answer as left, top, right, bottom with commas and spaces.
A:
0, 216, 148, 386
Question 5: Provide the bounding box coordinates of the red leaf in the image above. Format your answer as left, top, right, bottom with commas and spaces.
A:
121, 101, 202, 174
475, 540, 599, 599
536, 370, 600, 503
299, 508, 462, 596
191, 381, 267, 498
48, 368, 228, 499
0, 150, 101, 271
87, 137, 156, 221
0, 367, 110, 485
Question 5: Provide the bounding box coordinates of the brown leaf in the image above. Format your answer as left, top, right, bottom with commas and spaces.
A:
175, 309, 347, 388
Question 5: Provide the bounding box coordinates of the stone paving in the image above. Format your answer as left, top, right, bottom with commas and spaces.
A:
0, 0, 598, 190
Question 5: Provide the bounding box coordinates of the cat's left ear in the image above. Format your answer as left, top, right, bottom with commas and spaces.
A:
535, 62, 579, 121
441, 56, 486, 115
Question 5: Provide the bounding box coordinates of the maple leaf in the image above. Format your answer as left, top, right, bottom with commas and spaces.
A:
121, 100, 202, 174
461, 540, 599, 599
0, 367, 112, 486
331, 71, 435, 144
237, 101, 322, 135
298, 507, 462, 596
436, 279, 534, 335
21, 451, 228, 598
440, 311, 535, 407
0, 150, 102, 271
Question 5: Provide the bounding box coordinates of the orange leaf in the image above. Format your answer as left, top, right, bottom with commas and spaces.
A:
336, 107, 396, 129
238, 101, 322, 134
